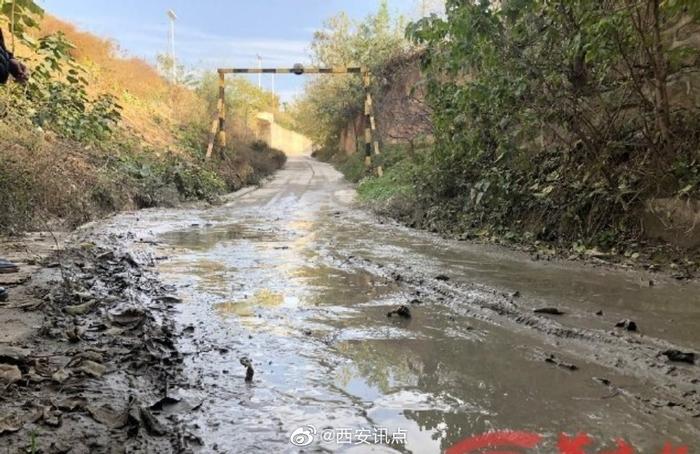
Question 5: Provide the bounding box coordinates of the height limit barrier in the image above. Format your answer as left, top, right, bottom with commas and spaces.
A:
206, 64, 382, 176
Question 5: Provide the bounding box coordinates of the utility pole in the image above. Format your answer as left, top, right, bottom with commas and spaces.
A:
167, 9, 177, 83
256, 54, 262, 89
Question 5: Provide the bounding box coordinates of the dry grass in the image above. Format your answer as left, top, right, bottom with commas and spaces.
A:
0, 15, 287, 234
0, 126, 117, 233
38, 15, 207, 152
213, 140, 287, 190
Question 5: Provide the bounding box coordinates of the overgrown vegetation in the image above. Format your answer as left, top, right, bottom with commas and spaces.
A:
0, 2, 286, 234
403, 0, 700, 253
295, 0, 700, 273
292, 0, 410, 154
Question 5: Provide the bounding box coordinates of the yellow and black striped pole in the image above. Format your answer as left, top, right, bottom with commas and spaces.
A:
218, 70, 227, 148
205, 117, 219, 161
205, 70, 227, 160
363, 70, 383, 176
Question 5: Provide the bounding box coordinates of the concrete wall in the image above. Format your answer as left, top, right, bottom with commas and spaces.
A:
255, 112, 313, 156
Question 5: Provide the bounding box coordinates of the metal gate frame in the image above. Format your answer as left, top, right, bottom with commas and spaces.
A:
206, 65, 383, 176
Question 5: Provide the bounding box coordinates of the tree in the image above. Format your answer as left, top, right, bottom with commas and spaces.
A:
156, 53, 197, 87
197, 71, 281, 140
294, 2, 410, 151
0, 0, 44, 50
405, 0, 700, 245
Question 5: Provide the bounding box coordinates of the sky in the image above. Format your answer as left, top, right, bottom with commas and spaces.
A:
38, 0, 425, 102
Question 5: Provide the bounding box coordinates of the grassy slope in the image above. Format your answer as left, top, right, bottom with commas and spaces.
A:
0, 16, 286, 234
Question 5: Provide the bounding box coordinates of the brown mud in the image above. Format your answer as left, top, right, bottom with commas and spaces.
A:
1, 157, 699, 453
0, 231, 200, 452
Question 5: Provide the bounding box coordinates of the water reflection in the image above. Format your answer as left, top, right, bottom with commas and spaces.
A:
152, 169, 699, 452
215, 289, 284, 317
161, 222, 280, 252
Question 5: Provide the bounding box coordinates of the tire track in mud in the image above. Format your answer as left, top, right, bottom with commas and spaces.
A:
326, 252, 700, 421
11, 157, 693, 452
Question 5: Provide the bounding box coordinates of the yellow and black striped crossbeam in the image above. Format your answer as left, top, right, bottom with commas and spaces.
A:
218, 66, 363, 75
207, 65, 378, 164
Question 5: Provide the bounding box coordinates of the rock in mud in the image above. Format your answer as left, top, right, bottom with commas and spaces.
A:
0, 346, 30, 364
182, 325, 195, 334
139, 406, 167, 436
149, 395, 181, 412
0, 415, 23, 435
63, 301, 95, 316
87, 403, 129, 429
51, 368, 71, 383
109, 306, 146, 327
240, 357, 255, 382
0, 364, 22, 383
544, 354, 578, 371
593, 377, 611, 386
77, 359, 107, 378
533, 307, 565, 315
41, 406, 62, 427
662, 349, 696, 364
615, 319, 638, 331
435, 274, 450, 281
0, 259, 19, 274
53, 397, 87, 412
155, 295, 183, 305
150, 392, 203, 416
0, 286, 8, 302
387, 305, 412, 319
409, 298, 422, 305
595, 310, 604, 316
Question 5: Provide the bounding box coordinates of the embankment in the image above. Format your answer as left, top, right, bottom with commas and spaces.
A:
0, 15, 287, 236
316, 36, 700, 278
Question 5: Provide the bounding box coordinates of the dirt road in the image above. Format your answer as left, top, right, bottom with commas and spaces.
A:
98, 156, 697, 452
3, 157, 699, 453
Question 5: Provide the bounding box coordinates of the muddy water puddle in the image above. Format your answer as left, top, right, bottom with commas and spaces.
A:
154, 221, 697, 452
145, 158, 699, 452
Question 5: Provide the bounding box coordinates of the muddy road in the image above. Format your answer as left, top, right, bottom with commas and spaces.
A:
59, 157, 700, 451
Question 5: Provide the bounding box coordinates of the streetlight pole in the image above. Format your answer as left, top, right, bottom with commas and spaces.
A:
256, 54, 262, 89
167, 9, 177, 83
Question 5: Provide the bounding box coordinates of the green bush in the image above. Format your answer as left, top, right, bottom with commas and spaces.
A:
110, 151, 226, 207
28, 33, 122, 144
358, 157, 416, 203
405, 0, 700, 248
338, 153, 367, 183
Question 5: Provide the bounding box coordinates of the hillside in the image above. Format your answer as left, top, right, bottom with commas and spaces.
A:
39, 15, 203, 151
0, 11, 287, 234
